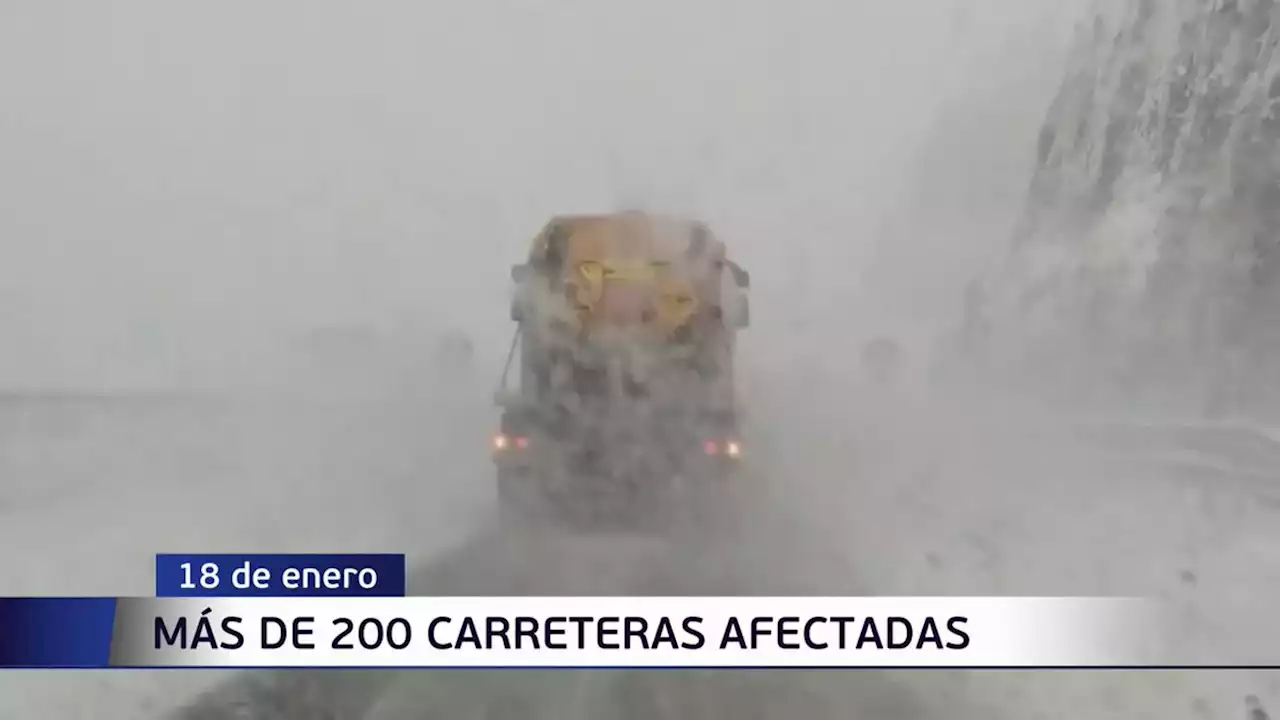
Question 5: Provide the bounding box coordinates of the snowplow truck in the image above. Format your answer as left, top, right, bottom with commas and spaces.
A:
492, 211, 751, 528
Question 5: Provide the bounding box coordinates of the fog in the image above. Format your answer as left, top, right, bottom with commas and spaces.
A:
1, 0, 1080, 390
29, 1, 1280, 719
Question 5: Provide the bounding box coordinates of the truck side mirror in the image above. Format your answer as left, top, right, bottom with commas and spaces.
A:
511, 263, 532, 282
728, 262, 750, 289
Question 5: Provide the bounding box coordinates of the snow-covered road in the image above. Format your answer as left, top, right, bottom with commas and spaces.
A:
0, 381, 495, 719
6, 370, 1280, 719
180, 375, 1280, 720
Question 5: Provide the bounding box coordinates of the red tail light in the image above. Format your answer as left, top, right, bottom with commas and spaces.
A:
704, 439, 742, 458
493, 434, 529, 452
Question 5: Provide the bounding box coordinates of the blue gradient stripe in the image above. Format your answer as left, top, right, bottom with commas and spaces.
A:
0, 598, 116, 668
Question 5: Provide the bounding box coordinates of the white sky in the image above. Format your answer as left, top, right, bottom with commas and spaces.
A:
0, 0, 1084, 388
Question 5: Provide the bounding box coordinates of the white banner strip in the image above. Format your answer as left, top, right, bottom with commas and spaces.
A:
109, 596, 1159, 668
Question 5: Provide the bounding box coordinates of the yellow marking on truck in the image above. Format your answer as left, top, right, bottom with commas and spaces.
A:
571, 262, 605, 313
576, 260, 663, 314
579, 261, 660, 282
656, 277, 700, 331
578, 261, 605, 285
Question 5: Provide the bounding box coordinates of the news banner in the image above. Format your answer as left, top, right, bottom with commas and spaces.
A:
0, 552, 1238, 669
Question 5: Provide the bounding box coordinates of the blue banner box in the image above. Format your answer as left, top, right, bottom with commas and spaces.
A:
155, 554, 407, 597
